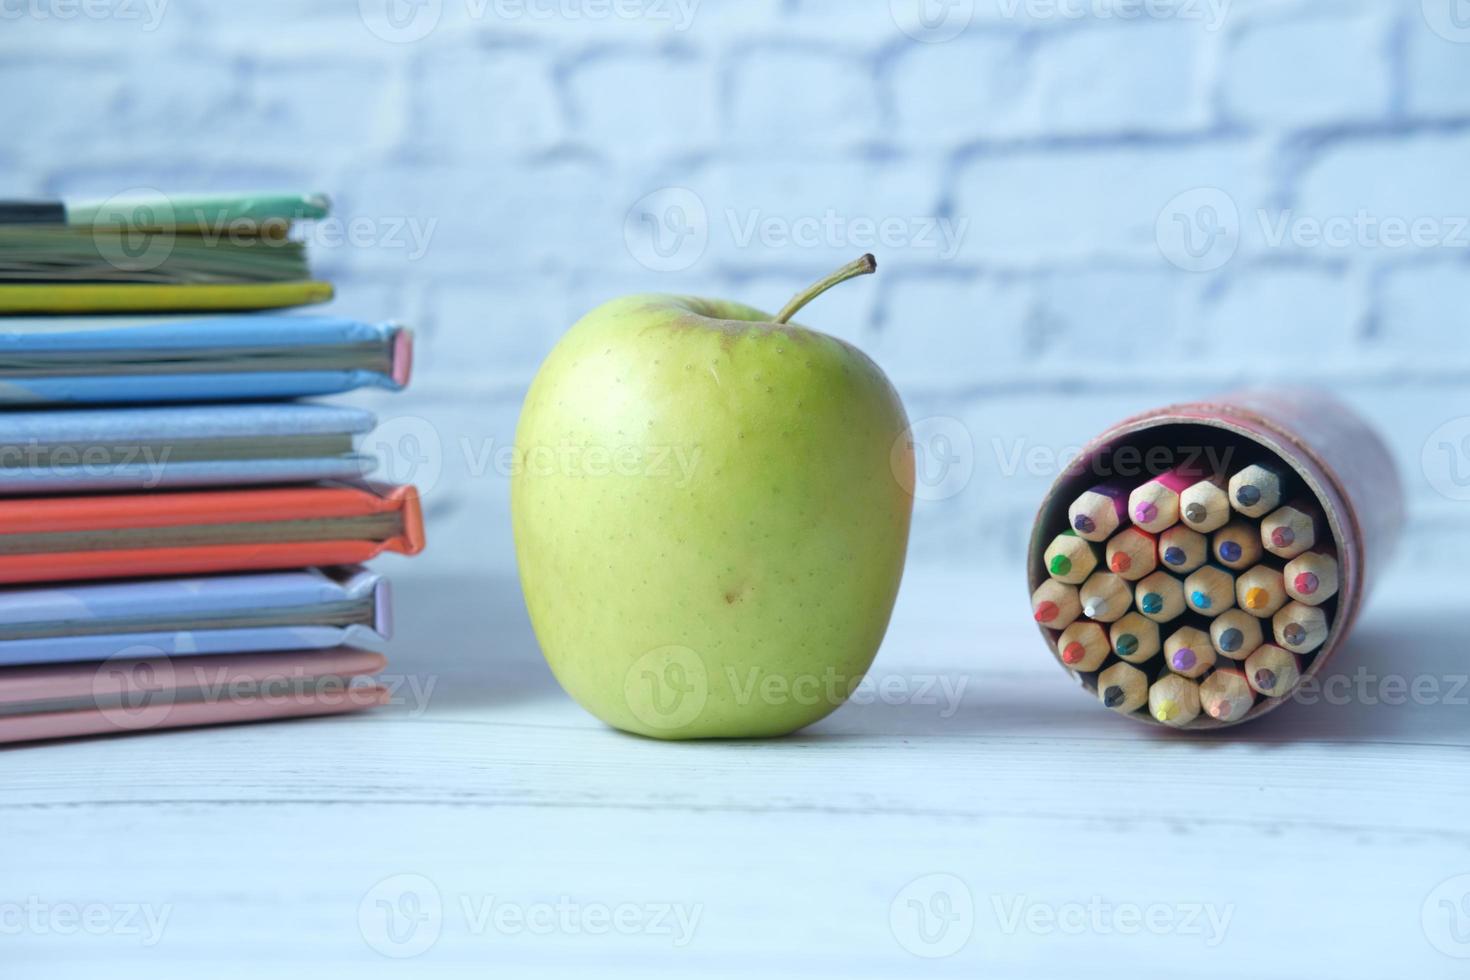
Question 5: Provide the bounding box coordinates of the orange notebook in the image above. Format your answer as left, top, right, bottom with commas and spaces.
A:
0, 483, 424, 584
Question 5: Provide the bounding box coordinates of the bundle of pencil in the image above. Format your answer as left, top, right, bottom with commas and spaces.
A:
1035, 459, 1341, 728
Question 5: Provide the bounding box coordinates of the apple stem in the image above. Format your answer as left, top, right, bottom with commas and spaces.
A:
773, 254, 878, 325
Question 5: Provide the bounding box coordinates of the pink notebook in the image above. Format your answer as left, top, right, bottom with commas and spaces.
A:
0, 647, 387, 745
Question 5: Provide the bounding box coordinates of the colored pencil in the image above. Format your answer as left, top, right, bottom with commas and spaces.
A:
1245, 644, 1303, 697
1079, 571, 1133, 623
1032, 580, 1081, 630
1184, 565, 1236, 618
1158, 525, 1208, 574
1164, 625, 1215, 679
1105, 614, 1164, 667
1209, 608, 1265, 660
1261, 500, 1320, 560
1058, 625, 1111, 669
1284, 550, 1339, 606
1068, 483, 1130, 543
1129, 466, 1197, 534
1098, 661, 1149, 714
1180, 473, 1231, 533
1134, 570, 1186, 623
1057, 621, 1111, 672
1043, 530, 1099, 585
1104, 527, 1157, 582
1236, 564, 1288, 618
1229, 462, 1285, 518
1200, 666, 1256, 722
1212, 518, 1264, 571
1149, 672, 1202, 726
1109, 611, 1162, 664
1273, 600, 1330, 654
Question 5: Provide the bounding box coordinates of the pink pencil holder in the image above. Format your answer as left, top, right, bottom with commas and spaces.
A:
1027, 389, 1404, 729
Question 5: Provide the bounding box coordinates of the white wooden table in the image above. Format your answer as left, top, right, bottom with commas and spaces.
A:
4, 563, 1468, 977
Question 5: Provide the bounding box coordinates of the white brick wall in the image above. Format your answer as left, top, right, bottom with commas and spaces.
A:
4, 0, 1469, 582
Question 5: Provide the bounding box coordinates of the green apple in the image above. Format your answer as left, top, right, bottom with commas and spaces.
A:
512, 256, 914, 739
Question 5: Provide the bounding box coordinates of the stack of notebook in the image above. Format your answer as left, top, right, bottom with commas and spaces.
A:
0, 191, 424, 744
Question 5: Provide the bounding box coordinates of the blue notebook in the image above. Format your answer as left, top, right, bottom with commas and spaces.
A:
0, 402, 375, 493
0, 567, 389, 667
0, 314, 411, 404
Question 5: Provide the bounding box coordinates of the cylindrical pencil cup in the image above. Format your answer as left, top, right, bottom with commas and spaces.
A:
1027, 390, 1403, 730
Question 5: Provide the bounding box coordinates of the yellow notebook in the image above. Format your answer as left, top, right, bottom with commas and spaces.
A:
0, 281, 334, 314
